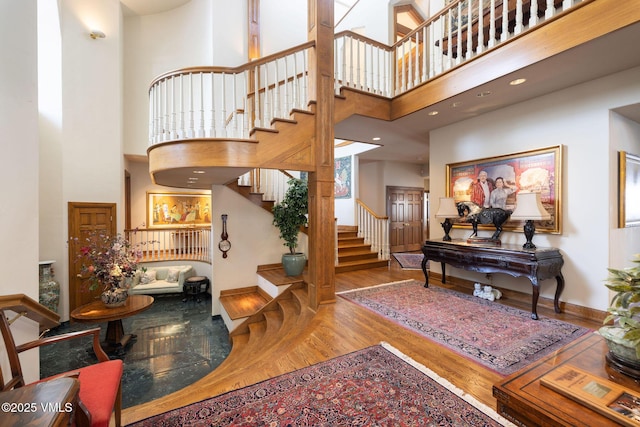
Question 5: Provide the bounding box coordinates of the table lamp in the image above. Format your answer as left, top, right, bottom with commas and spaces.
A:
435, 197, 459, 241
510, 192, 551, 249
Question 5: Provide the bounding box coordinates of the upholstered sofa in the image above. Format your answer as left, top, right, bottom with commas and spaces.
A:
128, 265, 195, 295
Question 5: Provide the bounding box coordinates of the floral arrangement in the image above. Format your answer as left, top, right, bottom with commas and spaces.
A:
73, 231, 143, 292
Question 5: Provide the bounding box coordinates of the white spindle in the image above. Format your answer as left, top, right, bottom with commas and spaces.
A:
489, 0, 496, 48
466, 0, 473, 57
515, 0, 524, 34
476, 0, 484, 54
171, 77, 177, 139
501, 0, 509, 42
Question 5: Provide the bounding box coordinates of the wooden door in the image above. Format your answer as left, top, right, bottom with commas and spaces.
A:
68, 202, 117, 313
388, 186, 424, 253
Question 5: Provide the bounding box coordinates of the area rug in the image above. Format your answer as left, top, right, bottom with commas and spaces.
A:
338, 280, 591, 376
127, 343, 515, 426
392, 252, 424, 269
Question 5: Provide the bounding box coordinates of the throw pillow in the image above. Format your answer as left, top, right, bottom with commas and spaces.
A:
141, 270, 157, 284
166, 268, 180, 283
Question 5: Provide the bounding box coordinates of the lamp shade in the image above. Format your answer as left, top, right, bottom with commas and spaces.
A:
510, 192, 551, 220
435, 197, 459, 218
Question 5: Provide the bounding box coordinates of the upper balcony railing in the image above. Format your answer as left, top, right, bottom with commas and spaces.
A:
148, 0, 582, 146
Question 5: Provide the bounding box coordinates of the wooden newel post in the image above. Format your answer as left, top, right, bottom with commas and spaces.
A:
307, 0, 336, 309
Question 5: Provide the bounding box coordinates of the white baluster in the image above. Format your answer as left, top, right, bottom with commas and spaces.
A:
476, 0, 484, 54
188, 74, 194, 138
221, 72, 227, 137
210, 72, 216, 137
515, 0, 524, 34
179, 75, 184, 139
488, 0, 496, 48
466, 0, 473, 57
501, 0, 509, 42
530, 0, 539, 27
198, 72, 205, 138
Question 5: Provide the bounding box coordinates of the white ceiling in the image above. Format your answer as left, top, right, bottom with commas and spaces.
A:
120, 0, 190, 16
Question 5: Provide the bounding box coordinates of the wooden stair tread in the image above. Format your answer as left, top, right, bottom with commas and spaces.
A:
220, 290, 270, 320
257, 267, 306, 286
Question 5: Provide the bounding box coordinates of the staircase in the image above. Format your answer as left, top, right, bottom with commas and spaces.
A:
336, 225, 388, 273
212, 270, 316, 393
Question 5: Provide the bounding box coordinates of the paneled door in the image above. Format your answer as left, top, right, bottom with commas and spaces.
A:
68, 202, 117, 313
387, 186, 424, 253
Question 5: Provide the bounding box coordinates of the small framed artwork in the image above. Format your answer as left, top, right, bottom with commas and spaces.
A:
335, 155, 352, 199
446, 145, 562, 234
147, 192, 212, 228
619, 151, 640, 228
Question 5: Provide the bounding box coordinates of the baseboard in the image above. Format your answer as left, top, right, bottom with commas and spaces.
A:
427, 271, 606, 324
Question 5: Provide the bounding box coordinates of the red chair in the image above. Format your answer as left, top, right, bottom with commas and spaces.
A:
0, 309, 123, 427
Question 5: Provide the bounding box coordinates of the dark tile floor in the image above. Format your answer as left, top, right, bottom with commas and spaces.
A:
40, 294, 231, 408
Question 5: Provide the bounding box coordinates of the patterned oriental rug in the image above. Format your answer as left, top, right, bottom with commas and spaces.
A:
128, 343, 515, 427
338, 280, 591, 376
391, 252, 424, 269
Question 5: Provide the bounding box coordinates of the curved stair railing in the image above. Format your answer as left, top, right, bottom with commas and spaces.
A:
237, 168, 296, 207
148, 42, 314, 145
148, 0, 582, 149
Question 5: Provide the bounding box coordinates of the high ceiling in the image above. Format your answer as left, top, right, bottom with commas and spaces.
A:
121, 1, 640, 171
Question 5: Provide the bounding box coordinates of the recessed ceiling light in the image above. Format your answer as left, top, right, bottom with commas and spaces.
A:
452, 101, 463, 108
477, 91, 491, 97
510, 78, 527, 86
372, 137, 381, 141
428, 111, 439, 116
188, 177, 199, 181
193, 170, 205, 174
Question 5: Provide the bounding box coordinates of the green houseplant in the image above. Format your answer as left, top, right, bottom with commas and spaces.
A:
599, 254, 640, 365
272, 178, 308, 276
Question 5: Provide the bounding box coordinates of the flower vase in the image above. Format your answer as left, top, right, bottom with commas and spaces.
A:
38, 261, 60, 313
100, 287, 129, 308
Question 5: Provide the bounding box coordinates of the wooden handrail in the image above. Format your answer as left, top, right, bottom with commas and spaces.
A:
0, 294, 60, 331
356, 199, 388, 220
149, 41, 316, 89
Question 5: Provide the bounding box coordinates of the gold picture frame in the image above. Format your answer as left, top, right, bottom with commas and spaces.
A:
446, 145, 562, 234
147, 191, 211, 229
619, 151, 640, 228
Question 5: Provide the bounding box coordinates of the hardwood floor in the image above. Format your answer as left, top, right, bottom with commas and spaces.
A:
121, 258, 601, 425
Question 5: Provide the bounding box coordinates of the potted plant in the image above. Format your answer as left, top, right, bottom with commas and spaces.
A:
599, 254, 640, 368
272, 178, 308, 276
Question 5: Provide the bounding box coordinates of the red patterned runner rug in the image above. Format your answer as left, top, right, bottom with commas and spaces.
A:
338, 280, 591, 376
128, 343, 515, 426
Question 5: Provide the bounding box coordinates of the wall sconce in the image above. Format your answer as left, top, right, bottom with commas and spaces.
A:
510, 192, 550, 249
89, 30, 106, 40
435, 197, 459, 241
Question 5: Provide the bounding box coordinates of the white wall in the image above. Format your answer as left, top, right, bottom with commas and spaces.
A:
261, 0, 308, 56
123, 0, 247, 157
43, 0, 125, 322
210, 185, 308, 315
429, 66, 640, 311
609, 112, 640, 272
1, 0, 40, 384
359, 160, 425, 214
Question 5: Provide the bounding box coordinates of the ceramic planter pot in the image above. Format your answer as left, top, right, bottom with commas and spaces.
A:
282, 253, 306, 276
599, 325, 640, 378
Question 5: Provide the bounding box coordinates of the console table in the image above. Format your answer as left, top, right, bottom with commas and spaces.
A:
421, 239, 564, 320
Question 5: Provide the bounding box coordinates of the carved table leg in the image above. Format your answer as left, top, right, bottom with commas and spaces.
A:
530, 280, 540, 320
554, 273, 565, 314
422, 256, 429, 288
441, 262, 446, 284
